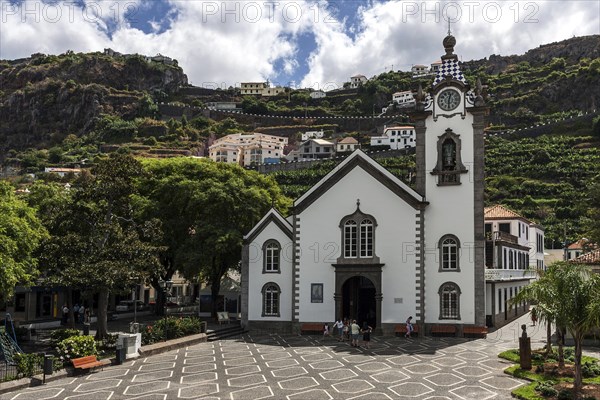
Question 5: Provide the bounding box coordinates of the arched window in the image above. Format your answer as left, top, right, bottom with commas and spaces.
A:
344, 220, 358, 258
262, 283, 280, 317
339, 202, 379, 263
439, 234, 460, 271
263, 240, 280, 273
439, 282, 461, 320
432, 129, 467, 185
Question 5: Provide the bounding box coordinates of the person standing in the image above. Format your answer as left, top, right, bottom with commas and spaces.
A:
362, 322, 373, 349
342, 320, 349, 342
530, 307, 538, 326
78, 305, 85, 324
350, 320, 360, 347
335, 319, 344, 341
61, 304, 69, 325
405, 316, 414, 338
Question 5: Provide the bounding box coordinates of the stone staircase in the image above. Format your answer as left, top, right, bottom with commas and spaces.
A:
206, 322, 247, 342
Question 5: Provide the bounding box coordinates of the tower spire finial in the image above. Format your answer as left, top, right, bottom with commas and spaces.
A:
447, 18, 451, 36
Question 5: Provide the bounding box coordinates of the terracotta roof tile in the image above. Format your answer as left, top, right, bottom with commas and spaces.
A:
567, 238, 592, 250
572, 249, 600, 264
338, 137, 358, 144
484, 204, 535, 224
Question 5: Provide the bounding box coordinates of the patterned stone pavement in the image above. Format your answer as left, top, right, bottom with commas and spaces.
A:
3, 316, 596, 400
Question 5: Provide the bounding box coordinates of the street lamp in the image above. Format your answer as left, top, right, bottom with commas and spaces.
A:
159, 279, 173, 341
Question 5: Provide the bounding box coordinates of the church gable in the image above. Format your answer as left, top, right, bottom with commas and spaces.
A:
244, 208, 292, 244
294, 150, 426, 214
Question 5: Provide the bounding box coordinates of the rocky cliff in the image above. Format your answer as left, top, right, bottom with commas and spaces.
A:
0, 51, 188, 152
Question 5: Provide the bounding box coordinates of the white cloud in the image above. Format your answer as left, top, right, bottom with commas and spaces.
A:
0, 0, 598, 90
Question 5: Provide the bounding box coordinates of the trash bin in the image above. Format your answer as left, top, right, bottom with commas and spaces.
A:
83, 324, 90, 336
116, 346, 125, 365
43, 354, 53, 375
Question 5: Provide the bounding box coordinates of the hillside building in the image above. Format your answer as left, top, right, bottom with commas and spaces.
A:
350, 74, 368, 88
240, 82, 286, 97
370, 126, 416, 149
209, 133, 287, 166
392, 91, 416, 108
242, 34, 493, 335
336, 137, 359, 153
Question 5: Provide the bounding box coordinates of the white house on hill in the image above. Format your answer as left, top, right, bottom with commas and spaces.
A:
370, 126, 416, 150
242, 33, 490, 336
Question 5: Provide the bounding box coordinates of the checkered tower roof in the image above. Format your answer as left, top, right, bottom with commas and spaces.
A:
433, 59, 467, 86
433, 34, 467, 87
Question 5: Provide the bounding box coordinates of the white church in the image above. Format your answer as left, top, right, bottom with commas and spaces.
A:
241, 34, 489, 335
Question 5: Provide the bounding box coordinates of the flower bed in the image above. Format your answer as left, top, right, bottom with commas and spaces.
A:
141, 316, 203, 345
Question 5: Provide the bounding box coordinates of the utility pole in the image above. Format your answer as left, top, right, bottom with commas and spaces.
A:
563, 221, 568, 261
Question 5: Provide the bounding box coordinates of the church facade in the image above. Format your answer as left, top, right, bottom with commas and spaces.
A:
241, 34, 489, 335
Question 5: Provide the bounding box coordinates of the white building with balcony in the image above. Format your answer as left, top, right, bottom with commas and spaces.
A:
301, 130, 325, 141
370, 126, 416, 149
484, 205, 544, 328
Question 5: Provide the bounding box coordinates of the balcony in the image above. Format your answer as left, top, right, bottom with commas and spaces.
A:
488, 231, 519, 244
485, 269, 537, 281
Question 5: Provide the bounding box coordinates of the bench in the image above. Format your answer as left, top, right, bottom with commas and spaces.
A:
431, 325, 457, 337
72, 355, 109, 373
395, 324, 419, 336
463, 326, 488, 338
300, 323, 324, 335
217, 312, 230, 325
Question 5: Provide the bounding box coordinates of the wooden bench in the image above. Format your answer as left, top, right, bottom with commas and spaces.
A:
72, 355, 109, 373
463, 326, 488, 338
395, 324, 419, 336
217, 312, 230, 325
300, 323, 324, 335
431, 325, 457, 337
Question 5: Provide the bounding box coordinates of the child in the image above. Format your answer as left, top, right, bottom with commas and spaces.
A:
323, 323, 330, 338
405, 316, 414, 338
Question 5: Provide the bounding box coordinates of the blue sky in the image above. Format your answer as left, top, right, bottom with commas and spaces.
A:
1, 1, 599, 89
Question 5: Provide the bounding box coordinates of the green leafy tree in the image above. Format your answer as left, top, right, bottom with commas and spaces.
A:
137, 158, 290, 317
39, 154, 162, 338
0, 181, 48, 296
512, 262, 600, 398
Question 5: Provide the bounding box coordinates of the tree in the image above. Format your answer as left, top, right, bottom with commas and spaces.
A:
137, 158, 290, 318
586, 180, 600, 246
512, 262, 600, 398
39, 154, 162, 338
0, 181, 47, 297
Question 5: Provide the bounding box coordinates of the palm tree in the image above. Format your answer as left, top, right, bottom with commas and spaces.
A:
512, 262, 600, 398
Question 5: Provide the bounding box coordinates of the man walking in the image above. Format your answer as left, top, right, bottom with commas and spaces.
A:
350, 320, 360, 347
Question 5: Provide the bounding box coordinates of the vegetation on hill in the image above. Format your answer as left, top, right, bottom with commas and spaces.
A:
270, 130, 600, 249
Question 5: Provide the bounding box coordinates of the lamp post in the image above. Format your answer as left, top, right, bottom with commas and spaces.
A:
159, 279, 173, 341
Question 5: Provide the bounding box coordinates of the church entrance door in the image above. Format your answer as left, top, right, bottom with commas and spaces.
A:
342, 276, 377, 328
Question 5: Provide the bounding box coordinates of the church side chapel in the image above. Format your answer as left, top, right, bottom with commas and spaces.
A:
241, 33, 489, 336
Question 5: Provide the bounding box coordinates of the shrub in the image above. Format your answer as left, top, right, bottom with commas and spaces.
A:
55, 335, 98, 364
557, 389, 573, 400
141, 316, 203, 345
535, 381, 558, 397
14, 353, 44, 378
50, 329, 80, 346
582, 361, 600, 378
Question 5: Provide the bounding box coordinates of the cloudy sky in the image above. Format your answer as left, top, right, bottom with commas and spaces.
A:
1, 0, 599, 90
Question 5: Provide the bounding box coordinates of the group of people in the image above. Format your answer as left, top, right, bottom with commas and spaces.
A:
322, 315, 415, 347
61, 303, 90, 325
323, 319, 373, 348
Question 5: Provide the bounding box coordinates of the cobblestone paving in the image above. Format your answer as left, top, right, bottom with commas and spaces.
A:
3, 319, 593, 400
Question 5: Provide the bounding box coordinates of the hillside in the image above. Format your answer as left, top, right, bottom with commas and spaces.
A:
0, 51, 188, 158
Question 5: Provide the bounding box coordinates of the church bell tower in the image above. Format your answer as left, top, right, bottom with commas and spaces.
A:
409, 33, 488, 328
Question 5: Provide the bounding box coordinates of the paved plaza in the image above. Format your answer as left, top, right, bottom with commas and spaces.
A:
2, 315, 597, 400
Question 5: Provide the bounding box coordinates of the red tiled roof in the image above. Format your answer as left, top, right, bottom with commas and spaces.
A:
567, 238, 591, 250
484, 204, 532, 223
338, 137, 358, 144
572, 249, 600, 265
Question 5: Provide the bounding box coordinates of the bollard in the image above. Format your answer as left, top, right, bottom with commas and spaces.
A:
116, 345, 125, 365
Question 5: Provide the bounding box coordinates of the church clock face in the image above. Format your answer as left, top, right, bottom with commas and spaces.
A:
437, 89, 461, 111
